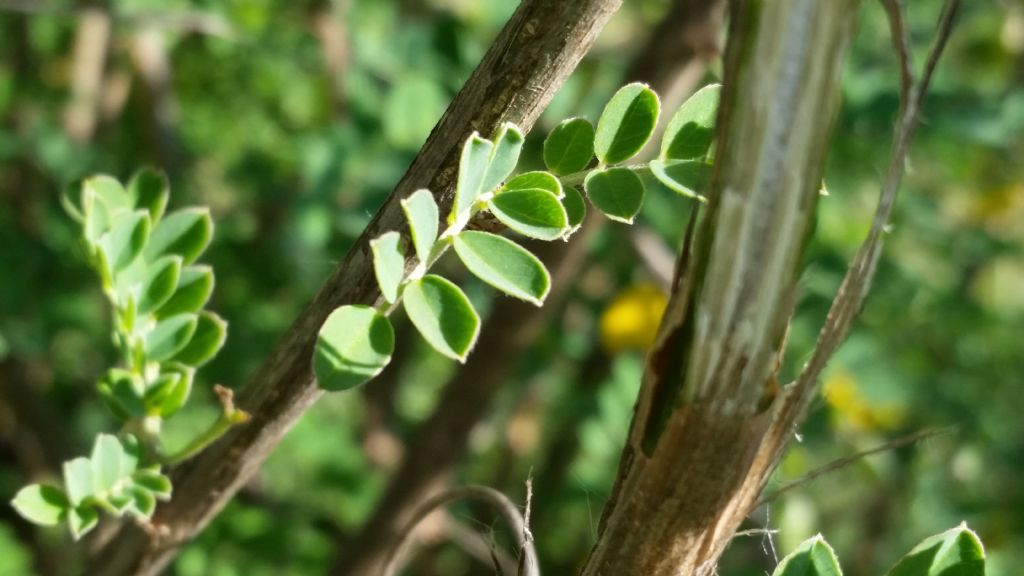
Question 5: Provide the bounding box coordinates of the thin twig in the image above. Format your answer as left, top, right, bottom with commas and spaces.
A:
383, 485, 539, 576
787, 0, 961, 409
757, 428, 950, 507
880, 0, 915, 113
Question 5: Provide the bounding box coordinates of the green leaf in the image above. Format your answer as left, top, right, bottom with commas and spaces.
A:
97, 370, 146, 421
503, 171, 563, 198
772, 535, 843, 576
99, 210, 151, 271
145, 314, 199, 362
450, 133, 494, 223
63, 457, 95, 506
157, 265, 214, 318
650, 159, 711, 200
315, 305, 395, 391
401, 189, 439, 263
544, 117, 595, 175
584, 167, 646, 224
143, 208, 213, 264
11, 485, 69, 526
128, 167, 170, 222
562, 186, 587, 235
142, 372, 179, 411
171, 311, 226, 367
127, 486, 156, 518
661, 83, 720, 161
480, 123, 524, 193
403, 275, 480, 362
119, 435, 141, 478
487, 189, 568, 241
371, 231, 406, 304
453, 231, 551, 305
90, 434, 125, 495
155, 366, 194, 417
87, 175, 133, 213
132, 470, 172, 500
67, 505, 98, 540
138, 256, 182, 315
886, 525, 985, 576
594, 83, 660, 165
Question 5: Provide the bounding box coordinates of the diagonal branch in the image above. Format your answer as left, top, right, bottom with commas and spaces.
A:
88, 1, 623, 574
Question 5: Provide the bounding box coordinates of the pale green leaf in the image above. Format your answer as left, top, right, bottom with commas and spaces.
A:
87, 176, 133, 213
90, 434, 124, 495
99, 210, 151, 271
155, 366, 194, 417
132, 470, 172, 500
480, 123, 524, 193
143, 208, 212, 264
594, 83, 660, 165
171, 311, 226, 367
453, 231, 550, 305
11, 485, 69, 526
157, 265, 214, 318
503, 171, 563, 198
544, 117, 595, 175
886, 525, 985, 576
487, 189, 568, 241
450, 133, 494, 223
661, 83, 720, 160
772, 535, 843, 576
650, 159, 711, 200
63, 457, 94, 506
371, 231, 405, 304
314, 305, 395, 391
584, 167, 646, 224
128, 167, 170, 222
97, 370, 146, 421
138, 255, 182, 315
403, 275, 479, 362
145, 314, 199, 362
401, 189, 439, 263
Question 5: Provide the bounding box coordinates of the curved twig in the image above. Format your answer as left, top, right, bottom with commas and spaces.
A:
383, 485, 539, 576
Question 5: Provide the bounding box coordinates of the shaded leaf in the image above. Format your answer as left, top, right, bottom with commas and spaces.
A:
544, 117, 595, 175
488, 188, 568, 241
155, 366, 194, 418
403, 275, 479, 362
314, 305, 395, 391
371, 231, 405, 304
584, 167, 646, 224
402, 189, 439, 263
594, 83, 660, 164
132, 470, 172, 500
650, 159, 711, 200
97, 370, 146, 421
67, 505, 98, 540
157, 265, 214, 318
138, 256, 182, 315
128, 167, 170, 222
99, 210, 151, 271
661, 83, 720, 160
562, 186, 586, 235
453, 231, 550, 305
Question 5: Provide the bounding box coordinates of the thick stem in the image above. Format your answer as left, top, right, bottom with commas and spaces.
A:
581, 1, 860, 574
88, 1, 623, 574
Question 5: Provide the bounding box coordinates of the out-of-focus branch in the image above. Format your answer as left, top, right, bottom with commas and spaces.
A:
63, 6, 111, 142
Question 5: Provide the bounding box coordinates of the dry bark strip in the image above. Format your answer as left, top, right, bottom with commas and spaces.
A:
581, 1, 861, 574
88, 1, 623, 574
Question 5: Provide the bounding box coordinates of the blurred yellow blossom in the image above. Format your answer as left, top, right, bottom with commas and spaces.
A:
823, 368, 906, 432
599, 283, 667, 353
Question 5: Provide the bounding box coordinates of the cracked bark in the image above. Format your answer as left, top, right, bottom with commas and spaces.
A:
87, 1, 623, 574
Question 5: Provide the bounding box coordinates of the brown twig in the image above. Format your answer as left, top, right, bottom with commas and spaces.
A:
756, 428, 950, 507
383, 485, 539, 576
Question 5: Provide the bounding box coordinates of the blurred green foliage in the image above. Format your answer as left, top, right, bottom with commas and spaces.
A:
0, 0, 1021, 575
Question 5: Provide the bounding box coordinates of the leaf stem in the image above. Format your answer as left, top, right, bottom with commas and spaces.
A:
164, 385, 249, 467
558, 162, 651, 187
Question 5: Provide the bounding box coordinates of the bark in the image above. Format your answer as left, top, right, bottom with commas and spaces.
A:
331, 222, 598, 576
88, 1, 623, 574
581, 1, 860, 574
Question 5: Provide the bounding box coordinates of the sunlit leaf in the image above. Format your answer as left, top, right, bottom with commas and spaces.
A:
450, 133, 494, 223
504, 171, 563, 198
90, 434, 125, 495
143, 208, 212, 264
157, 265, 214, 318
145, 314, 199, 362
403, 275, 479, 362
487, 188, 568, 241
661, 83, 720, 160
63, 457, 94, 507
10, 485, 69, 526
886, 525, 985, 576
544, 117, 595, 175
650, 159, 711, 200
453, 231, 550, 305
402, 189, 439, 263
480, 123, 524, 193
99, 210, 150, 272
594, 83, 660, 165
771, 535, 842, 576
138, 256, 182, 315
371, 231, 405, 304
171, 311, 226, 367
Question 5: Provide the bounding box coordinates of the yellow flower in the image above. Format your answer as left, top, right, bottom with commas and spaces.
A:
599, 283, 667, 354
823, 368, 906, 432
